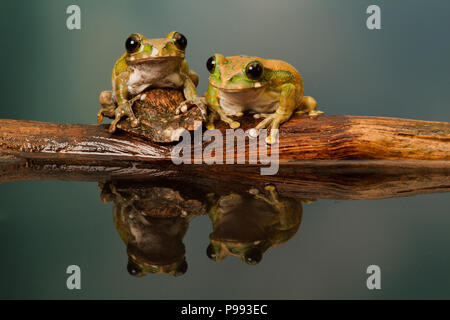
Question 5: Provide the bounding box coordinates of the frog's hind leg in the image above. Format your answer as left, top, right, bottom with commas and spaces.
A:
97, 91, 116, 123
296, 96, 323, 117
108, 100, 140, 133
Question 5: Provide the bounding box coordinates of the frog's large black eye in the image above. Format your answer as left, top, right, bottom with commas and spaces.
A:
206, 244, 217, 260
174, 32, 187, 50
127, 260, 143, 277
244, 248, 262, 265
245, 61, 264, 80
125, 34, 141, 53
206, 56, 216, 73
172, 260, 188, 277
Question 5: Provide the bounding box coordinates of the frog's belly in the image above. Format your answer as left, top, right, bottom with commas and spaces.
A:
127, 60, 184, 96
218, 88, 279, 116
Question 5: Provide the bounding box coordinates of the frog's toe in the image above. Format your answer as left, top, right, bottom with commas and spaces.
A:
97, 112, 104, 123
255, 114, 274, 130
308, 110, 324, 118
175, 103, 189, 115
108, 122, 118, 133
130, 117, 139, 127
266, 128, 280, 144
177, 99, 208, 119
229, 121, 240, 129
248, 128, 259, 138
254, 113, 270, 120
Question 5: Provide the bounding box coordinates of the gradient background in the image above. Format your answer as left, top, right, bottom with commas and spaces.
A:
0, 0, 449, 299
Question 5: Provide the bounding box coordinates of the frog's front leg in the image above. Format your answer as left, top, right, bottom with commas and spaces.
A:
251, 185, 281, 207
175, 61, 207, 119
205, 98, 240, 130
108, 79, 139, 133
254, 83, 297, 144
176, 75, 208, 119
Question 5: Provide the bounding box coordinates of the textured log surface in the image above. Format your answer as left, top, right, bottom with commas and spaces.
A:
0, 88, 449, 199
0, 115, 449, 163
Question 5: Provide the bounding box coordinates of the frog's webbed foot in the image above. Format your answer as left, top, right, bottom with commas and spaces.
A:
175, 96, 208, 120
296, 96, 324, 118
97, 91, 116, 123
252, 113, 289, 144
97, 106, 116, 123
204, 108, 240, 130
109, 184, 140, 210
253, 113, 271, 120
108, 101, 139, 133
296, 109, 324, 118
250, 184, 281, 207
217, 111, 240, 129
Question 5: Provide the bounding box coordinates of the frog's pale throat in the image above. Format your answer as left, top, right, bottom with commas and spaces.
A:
126, 59, 184, 96
218, 87, 280, 115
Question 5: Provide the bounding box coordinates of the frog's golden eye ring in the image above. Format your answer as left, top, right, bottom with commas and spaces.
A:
125, 34, 141, 54
206, 244, 218, 260
206, 56, 216, 74
244, 248, 262, 265
245, 61, 264, 80
127, 259, 143, 277
173, 32, 187, 50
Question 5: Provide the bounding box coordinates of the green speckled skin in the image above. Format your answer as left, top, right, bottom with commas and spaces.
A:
97, 32, 204, 133
205, 54, 323, 143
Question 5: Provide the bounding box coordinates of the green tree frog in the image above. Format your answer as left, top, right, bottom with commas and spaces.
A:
97, 31, 205, 133
206, 185, 305, 265
204, 54, 323, 143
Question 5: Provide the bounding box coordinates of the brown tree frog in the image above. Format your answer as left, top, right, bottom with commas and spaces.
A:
204, 54, 323, 143
97, 32, 205, 133
99, 181, 206, 277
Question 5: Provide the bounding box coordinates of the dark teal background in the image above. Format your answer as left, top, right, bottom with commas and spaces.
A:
0, 0, 449, 299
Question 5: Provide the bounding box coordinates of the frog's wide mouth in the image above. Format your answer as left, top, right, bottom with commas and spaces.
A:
210, 82, 266, 92
127, 56, 183, 64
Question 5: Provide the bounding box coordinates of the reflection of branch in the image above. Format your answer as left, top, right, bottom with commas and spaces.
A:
0, 88, 449, 200
2, 156, 448, 200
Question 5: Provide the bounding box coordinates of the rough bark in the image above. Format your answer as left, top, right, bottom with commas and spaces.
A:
0, 88, 449, 200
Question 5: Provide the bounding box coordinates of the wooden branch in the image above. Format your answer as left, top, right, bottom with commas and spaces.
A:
0, 88, 449, 200
0, 115, 449, 163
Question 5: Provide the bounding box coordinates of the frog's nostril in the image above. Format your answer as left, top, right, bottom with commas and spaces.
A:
151, 46, 159, 57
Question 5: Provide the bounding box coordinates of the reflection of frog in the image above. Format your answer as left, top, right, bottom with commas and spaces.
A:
97, 32, 205, 133
206, 185, 312, 265
204, 54, 323, 143
99, 182, 205, 277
